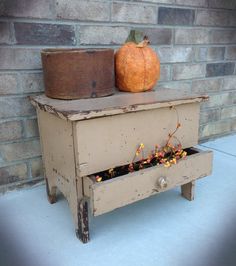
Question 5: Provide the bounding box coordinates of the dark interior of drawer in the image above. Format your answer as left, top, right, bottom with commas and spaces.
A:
184, 147, 199, 155
89, 147, 200, 182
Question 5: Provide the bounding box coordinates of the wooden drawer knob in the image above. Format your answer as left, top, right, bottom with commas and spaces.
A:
157, 177, 168, 189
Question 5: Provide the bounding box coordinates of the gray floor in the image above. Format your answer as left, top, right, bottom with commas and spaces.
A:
0, 135, 236, 266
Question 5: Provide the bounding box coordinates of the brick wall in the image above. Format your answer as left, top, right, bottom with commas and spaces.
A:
0, 0, 236, 192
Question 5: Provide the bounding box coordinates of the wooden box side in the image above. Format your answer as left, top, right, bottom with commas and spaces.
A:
41, 48, 114, 100
37, 110, 83, 227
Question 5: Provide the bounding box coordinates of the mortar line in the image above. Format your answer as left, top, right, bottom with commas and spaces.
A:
1, 43, 236, 49
1, 17, 236, 30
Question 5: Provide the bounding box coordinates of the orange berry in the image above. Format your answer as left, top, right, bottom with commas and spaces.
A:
96, 176, 102, 182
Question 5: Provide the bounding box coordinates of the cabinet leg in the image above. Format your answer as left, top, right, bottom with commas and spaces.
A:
181, 181, 195, 201
45, 178, 57, 204
76, 198, 90, 243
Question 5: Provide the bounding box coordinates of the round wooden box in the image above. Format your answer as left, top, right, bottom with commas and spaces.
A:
41, 48, 115, 100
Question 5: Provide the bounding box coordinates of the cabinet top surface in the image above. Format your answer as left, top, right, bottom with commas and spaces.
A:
30, 88, 208, 121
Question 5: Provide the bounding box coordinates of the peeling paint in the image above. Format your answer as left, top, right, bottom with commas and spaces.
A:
29, 90, 208, 121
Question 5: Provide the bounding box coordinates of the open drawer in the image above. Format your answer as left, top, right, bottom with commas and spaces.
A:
83, 148, 213, 216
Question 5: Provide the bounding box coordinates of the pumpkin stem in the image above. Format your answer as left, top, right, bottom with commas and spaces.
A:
125, 30, 151, 47
126, 30, 143, 44
136, 36, 150, 48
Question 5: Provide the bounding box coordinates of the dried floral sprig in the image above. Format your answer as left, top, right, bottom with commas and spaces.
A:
95, 106, 187, 182
134, 143, 145, 160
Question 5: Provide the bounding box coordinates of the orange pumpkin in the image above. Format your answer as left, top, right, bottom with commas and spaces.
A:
115, 35, 160, 93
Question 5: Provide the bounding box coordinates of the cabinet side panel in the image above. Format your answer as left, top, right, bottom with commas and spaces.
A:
37, 110, 78, 197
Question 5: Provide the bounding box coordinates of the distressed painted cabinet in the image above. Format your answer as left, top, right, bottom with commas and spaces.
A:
30, 89, 213, 243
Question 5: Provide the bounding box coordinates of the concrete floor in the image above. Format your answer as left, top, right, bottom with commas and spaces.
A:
0, 135, 236, 266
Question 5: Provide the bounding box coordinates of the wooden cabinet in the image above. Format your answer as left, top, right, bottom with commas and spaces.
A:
30, 89, 213, 243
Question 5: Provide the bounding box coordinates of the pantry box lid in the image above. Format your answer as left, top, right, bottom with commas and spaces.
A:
30, 88, 208, 121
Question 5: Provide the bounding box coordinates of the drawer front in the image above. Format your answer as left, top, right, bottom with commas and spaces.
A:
75, 102, 200, 177
83, 148, 213, 216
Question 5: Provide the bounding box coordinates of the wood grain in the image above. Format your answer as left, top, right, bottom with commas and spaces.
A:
41, 48, 114, 99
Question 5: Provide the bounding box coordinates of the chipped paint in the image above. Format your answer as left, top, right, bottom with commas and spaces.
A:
29, 90, 209, 121
84, 148, 213, 216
